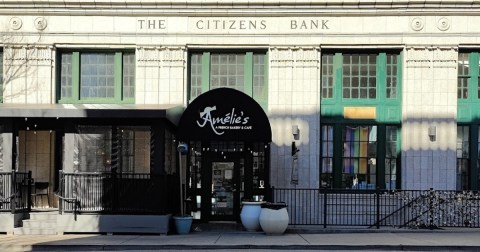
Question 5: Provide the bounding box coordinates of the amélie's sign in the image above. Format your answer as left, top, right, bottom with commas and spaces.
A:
177, 88, 272, 142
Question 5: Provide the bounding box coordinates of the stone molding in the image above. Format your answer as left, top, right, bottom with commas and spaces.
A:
270, 47, 319, 68
137, 47, 185, 68
405, 46, 457, 69
4, 45, 53, 64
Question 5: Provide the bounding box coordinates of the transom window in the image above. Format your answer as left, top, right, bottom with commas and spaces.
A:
321, 52, 400, 101
58, 51, 135, 103
456, 52, 480, 100
189, 51, 267, 109
342, 54, 376, 99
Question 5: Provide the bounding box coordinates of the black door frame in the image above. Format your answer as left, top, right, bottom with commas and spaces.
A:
201, 152, 245, 222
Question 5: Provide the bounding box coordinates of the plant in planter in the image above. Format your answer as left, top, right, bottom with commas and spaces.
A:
173, 142, 193, 234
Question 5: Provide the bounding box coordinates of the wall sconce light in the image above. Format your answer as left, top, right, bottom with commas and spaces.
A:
428, 126, 436, 142
292, 125, 300, 140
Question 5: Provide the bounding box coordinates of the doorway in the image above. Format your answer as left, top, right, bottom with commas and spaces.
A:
17, 130, 56, 208
206, 158, 243, 221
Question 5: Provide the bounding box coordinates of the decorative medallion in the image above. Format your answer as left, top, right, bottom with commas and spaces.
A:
411, 18, 424, 31
34, 17, 47, 30
9, 17, 22, 30
437, 17, 450, 31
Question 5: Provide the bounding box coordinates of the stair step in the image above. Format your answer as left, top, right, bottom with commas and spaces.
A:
22, 219, 57, 229
29, 212, 58, 221
13, 227, 57, 235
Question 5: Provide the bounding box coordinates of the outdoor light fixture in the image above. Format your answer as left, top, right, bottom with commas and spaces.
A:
292, 125, 300, 140
428, 126, 436, 142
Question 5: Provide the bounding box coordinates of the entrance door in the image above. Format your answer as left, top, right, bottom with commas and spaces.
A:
207, 159, 242, 221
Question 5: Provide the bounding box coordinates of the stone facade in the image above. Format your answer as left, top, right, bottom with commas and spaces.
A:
1, 0, 479, 190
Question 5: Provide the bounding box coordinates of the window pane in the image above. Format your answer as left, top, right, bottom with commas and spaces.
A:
343, 54, 376, 99
60, 53, 73, 99
118, 127, 150, 173
385, 126, 399, 190
458, 53, 469, 76
252, 54, 266, 103
321, 125, 334, 188
122, 53, 135, 99
80, 53, 115, 99
342, 125, 377, 189
456, 126, 469, 190
321, 54, 334, 98
386, 54, 398, 98
75, 126, 112, 172
210, 53, 245, 92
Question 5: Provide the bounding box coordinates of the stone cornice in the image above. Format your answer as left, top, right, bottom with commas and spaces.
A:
0, 1, 479, 16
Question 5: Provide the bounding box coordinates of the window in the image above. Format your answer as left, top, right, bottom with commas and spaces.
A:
457, 52, 480, 190
343, 54, 376, 99
321, 125, 333, 188
321, 52, 400, 102
385, 126, 399, 190
320, 51, 402, 190
189, 51, 267, 109
58, 51, 135, 103
456, 126, 469, 190
118, 127, 150, 173
458, 53, 470, 99
74, 126, 150, 173
343, 126, 377, 189
320, 124, 400, 190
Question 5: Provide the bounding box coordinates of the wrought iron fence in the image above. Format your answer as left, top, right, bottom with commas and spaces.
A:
271, 187, 480, 228
58, 170, 179, 215
0, 171, 32, 213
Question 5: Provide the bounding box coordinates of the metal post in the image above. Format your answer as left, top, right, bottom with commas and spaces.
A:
323, 188, 327, 228
178, 149, 184, 216
376, 186, 380, 229
10, 171, 15, 214
27, 171, 32, 212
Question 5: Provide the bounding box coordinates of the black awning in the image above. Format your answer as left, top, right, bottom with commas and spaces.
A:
177, 88, 272, 142
0, 104, 184, 125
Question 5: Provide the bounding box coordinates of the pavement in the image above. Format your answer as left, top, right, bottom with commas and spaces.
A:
1, 227, 480, 251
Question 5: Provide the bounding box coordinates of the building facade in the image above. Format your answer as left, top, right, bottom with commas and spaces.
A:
0, 0, 478, 231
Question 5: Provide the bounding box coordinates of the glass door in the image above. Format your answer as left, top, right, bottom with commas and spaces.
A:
208, 160, 241, 221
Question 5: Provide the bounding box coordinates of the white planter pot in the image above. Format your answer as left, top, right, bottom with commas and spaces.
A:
259, 203, 289, 235
240, 201, 263, 232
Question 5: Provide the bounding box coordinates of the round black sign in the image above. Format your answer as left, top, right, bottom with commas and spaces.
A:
177, 88, 272, 142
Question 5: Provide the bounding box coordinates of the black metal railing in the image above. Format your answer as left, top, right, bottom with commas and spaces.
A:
0, 171, 32, 213
58, 170, 179, 215
271, 187, 480, 228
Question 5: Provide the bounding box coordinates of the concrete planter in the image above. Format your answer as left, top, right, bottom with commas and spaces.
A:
259, 203, 289, 235
173, 215, 193, 234
57, 214, 171, 235
240, 201, 263, 231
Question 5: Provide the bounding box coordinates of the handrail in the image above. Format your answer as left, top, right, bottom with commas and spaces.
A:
368, 191, 424, 228
0, 193, 17, 204
55, 193, 80, 221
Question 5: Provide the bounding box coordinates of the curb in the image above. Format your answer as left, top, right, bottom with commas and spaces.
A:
24, 244, 480, 251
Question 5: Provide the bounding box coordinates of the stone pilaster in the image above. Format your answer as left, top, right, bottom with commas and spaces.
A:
136, 46, 185, 105
269, 46, 320, 189
3, 45, 54, 104
402, 46, 457, 190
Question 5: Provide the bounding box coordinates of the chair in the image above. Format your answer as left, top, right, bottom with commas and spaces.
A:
32, 182, 50, 208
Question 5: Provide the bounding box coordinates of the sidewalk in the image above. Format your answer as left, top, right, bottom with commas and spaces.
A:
1, 227, 480, 251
